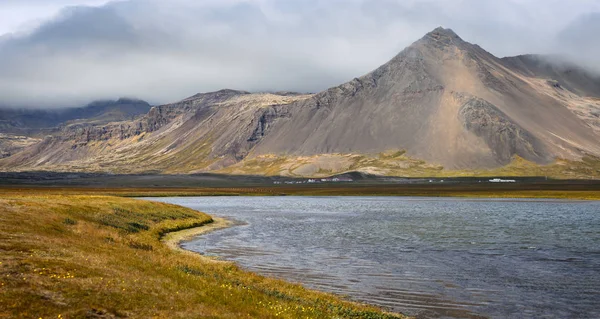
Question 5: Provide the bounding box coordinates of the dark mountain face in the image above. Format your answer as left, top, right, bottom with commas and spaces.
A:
0, 98, 151, 134
1, 28, 599, 176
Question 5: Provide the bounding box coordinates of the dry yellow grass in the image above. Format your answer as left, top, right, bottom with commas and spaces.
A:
0, 194, 405, 319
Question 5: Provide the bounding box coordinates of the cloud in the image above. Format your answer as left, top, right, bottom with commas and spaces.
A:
0, 0, 599, 108
556, 12, 600, 72
0, 1, 112, 35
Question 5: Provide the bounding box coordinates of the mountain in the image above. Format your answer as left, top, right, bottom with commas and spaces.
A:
0, 98, 151, 158
246, 28, 600, 168
0, 90, 312, 172
1, 28, 600, 178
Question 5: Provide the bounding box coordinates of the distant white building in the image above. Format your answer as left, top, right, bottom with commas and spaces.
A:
489, 178, 516, 183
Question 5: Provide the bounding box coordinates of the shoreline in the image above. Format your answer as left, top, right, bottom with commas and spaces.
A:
162, 216, 233, 258
161, 213, 409, 318
1, 194, 408, 318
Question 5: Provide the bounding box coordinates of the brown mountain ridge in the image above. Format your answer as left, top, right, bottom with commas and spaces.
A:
1, 27, 600, 178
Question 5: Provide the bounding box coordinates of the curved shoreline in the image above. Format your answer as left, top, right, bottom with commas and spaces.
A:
161, 213, 409, 318
162, 216, 233, 257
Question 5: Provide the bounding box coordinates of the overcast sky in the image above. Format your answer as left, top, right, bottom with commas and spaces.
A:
1, 0, 599, 108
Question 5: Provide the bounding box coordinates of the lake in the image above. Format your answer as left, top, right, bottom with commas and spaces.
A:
146, 196, 600, 319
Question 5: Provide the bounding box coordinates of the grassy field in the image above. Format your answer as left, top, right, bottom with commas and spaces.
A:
0, 194, 404, 319
1, 181, 599, 200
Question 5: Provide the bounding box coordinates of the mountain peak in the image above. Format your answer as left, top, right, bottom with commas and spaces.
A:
427, 27, 459, 37
420, 27, 464, 47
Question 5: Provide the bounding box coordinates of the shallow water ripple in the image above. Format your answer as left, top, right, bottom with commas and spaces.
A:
146, 196, 600, 319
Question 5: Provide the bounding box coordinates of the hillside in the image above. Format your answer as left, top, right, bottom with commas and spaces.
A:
0, 99, 151, 158
1, 28, 599, 178
0, 90, 312, 173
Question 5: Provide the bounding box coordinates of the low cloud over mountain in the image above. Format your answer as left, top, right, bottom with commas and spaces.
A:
1, 0, 599, 107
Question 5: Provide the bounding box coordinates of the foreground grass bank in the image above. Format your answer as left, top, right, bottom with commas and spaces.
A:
0, 195, 403, 318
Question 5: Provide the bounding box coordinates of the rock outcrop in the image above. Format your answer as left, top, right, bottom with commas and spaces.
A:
456, 94, 548, 164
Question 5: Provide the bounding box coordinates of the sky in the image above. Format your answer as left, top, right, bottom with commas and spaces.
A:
0, 0, 599, 108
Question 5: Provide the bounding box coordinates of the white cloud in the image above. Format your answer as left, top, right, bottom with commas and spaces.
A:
0, 0, 599, 107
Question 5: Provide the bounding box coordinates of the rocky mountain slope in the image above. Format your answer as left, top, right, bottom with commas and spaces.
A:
501, 54, 600, 98
0, 98, 150, 158
0, 90, 312, 173
1, 28, 599, 177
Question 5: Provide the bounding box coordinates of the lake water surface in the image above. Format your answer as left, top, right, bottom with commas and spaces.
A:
146, 196, 600, 319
